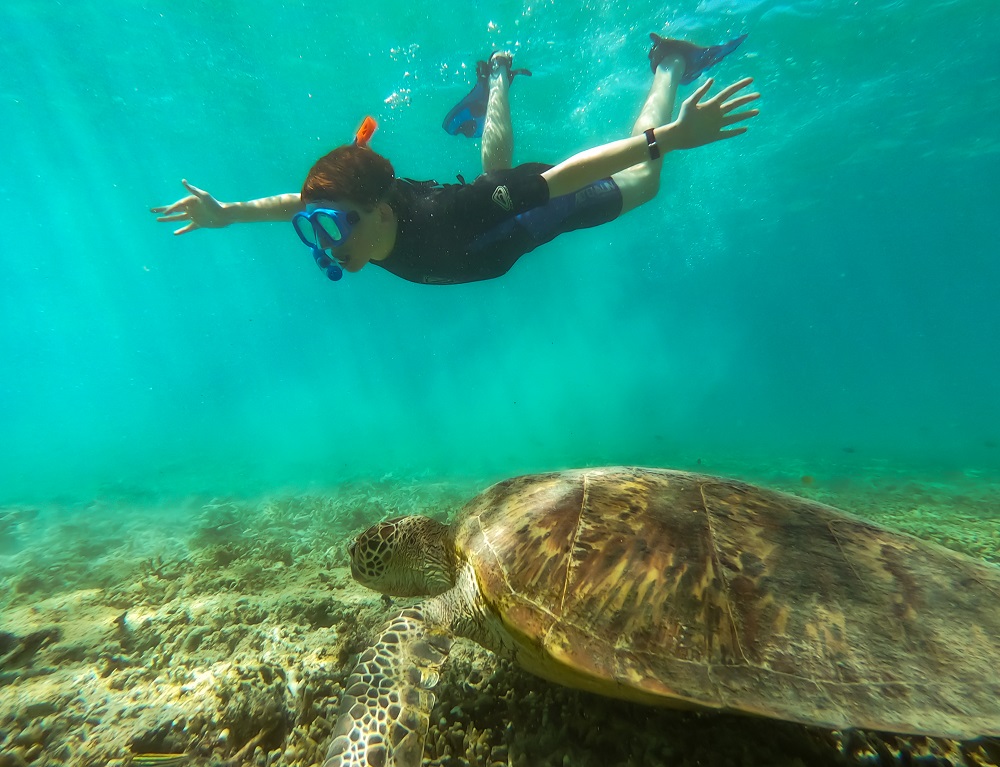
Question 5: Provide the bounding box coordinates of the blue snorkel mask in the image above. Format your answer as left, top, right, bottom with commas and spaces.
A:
292, 206, 360, 281
294, 116, 379, 283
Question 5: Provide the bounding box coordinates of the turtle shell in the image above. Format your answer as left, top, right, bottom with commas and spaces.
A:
451, 467, 1000, 739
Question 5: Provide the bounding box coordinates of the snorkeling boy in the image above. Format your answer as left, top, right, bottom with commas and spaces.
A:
152, 34, 759, 285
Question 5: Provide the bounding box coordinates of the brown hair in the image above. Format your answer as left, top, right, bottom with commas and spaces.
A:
301, 145, 395, 208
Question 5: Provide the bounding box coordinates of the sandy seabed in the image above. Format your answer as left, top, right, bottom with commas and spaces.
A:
2, 463, 999, 767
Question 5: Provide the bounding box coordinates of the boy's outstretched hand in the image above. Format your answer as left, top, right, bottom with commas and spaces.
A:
151, 180, 231, 235
671, 77, 759, 150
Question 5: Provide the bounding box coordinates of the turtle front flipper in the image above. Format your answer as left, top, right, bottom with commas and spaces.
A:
324, 606, 453, 767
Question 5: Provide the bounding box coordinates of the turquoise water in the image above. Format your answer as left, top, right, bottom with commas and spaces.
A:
2, 0, 999, 504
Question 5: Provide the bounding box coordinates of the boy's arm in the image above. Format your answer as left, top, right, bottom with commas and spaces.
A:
151, 179, 303, 235
541, 77, 759, 199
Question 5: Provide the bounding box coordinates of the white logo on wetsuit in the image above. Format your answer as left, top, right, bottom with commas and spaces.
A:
492, 185, 513, 211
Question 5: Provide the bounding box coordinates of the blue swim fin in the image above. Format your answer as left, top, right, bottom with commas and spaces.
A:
443, 62, 490, 138
648, 33, 748, 84
443, 54, 531, 138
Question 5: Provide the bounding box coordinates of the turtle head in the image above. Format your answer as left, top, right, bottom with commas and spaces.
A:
348, 515, 456, 597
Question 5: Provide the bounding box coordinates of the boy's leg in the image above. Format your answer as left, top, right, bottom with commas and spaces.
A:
613, 34, 748, 213
482, 57, 514, 173
612, 55, 685, 214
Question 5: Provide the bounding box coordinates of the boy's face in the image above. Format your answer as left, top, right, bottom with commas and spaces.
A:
321, 199, 394, 273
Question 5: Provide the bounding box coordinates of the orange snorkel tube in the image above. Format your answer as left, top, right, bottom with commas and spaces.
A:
353, 116, 378, 148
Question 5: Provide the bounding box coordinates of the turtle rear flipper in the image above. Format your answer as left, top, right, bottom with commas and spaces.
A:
324, 606, 453, 767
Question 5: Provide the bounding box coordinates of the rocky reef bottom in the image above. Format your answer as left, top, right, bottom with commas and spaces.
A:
1, 468, 998, 767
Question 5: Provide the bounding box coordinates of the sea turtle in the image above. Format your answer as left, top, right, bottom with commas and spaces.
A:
323, 467, 1000, 767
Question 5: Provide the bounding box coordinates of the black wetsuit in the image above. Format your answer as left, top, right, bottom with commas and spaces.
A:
375, 163, 623, 285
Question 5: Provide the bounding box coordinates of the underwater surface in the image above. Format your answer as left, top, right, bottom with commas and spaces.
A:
1, 0, 999, 765
1, 0, 999, 501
